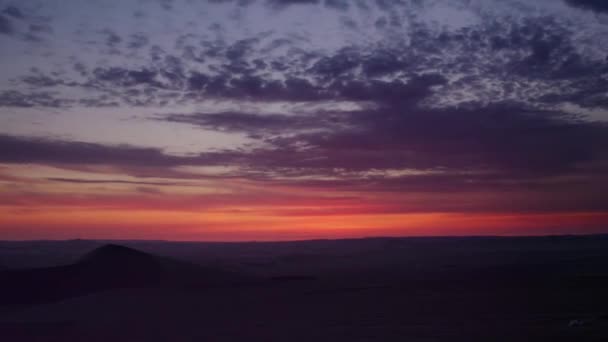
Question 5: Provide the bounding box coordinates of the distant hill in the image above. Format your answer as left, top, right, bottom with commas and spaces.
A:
0, 244, 244, 306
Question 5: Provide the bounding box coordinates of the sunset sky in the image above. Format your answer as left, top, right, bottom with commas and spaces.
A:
1, 0, 608, 240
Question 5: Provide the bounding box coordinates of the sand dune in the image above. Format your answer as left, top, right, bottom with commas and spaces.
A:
0, 244, 244, 306
1, 237, 608, 341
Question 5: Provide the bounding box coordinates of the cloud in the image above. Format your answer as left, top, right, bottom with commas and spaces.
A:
0, 135, 244, 174
324, 0, 349, 11
564, 0, 608, 13
46, 177, 183, 186
21, 74, 65, 87
92, 67, 161, 88
182, 69, 446, 105
0, 90, 71, 108
128, 33, 149, 49
0, 135, 185, 167
1, 0, 607, 199
156, 101, 608, 187
3, 95, 608, 209
28, 23, 53, 35
2, 6, 24, 19
0, 15, 12, 35
266, 0, 320, 9
100, 29, 122, 50
309, 47, 360, 80
9, 5, 604, 112
160, 0, 174, 11
210, 0, 327, 8
161, 111, 347, 136
0, 5, 54, 42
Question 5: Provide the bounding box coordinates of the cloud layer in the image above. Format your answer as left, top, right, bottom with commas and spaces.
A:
1, 0, 608, 238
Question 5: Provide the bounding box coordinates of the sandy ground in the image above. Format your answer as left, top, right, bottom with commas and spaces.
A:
1, 236, 608, 341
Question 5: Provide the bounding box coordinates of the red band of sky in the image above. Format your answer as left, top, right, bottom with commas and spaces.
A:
1, 164, 607, 241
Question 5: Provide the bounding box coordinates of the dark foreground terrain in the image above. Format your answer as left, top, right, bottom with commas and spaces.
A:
1, 235, 608, 341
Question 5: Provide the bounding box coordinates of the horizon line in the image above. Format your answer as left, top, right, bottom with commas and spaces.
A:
2, 233, 607, 244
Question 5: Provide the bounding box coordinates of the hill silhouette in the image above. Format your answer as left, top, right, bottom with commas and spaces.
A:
0, 244, 242, 306
1, 237, 608, 341
79, 244, 155, 264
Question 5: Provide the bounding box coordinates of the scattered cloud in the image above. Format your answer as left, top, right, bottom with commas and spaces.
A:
564, 0, 608, 13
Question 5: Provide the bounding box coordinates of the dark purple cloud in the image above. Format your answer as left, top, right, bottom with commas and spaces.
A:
160, 0, 174, 11
0, 134, 245, 171
100, 29, 122, 48
266, 0, 320, 9
324, 0, 349, 10
46, 178, 183, 186
128, 33, 149, 49
0, 135, 190, 167
156, 101, 608, 186
0, 15, 12, 35
564, 0, 608, 13
28, 23, 53, 35
0, 5, 55, 42
0, 90, 71, 108
21, 74, 65, 87
208, 0, 349, 9
279, 103, 607, 175
8, 10, 604, 112
162, 111, 340, 134
92, 67, 161, 88
3, 95, 608, 204
2, 6, 23, 19
182, 70, 446, 105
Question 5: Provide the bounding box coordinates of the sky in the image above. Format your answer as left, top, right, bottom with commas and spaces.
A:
1, 0, 608, 241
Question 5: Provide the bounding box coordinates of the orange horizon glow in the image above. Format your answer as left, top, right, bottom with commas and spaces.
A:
2, 204, 608, 241
2, 164, 608, 241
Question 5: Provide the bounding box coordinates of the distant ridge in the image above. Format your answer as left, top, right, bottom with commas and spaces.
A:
80, 244, 151, 262
78, 244, 161, 274
0, 244, 245, 306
